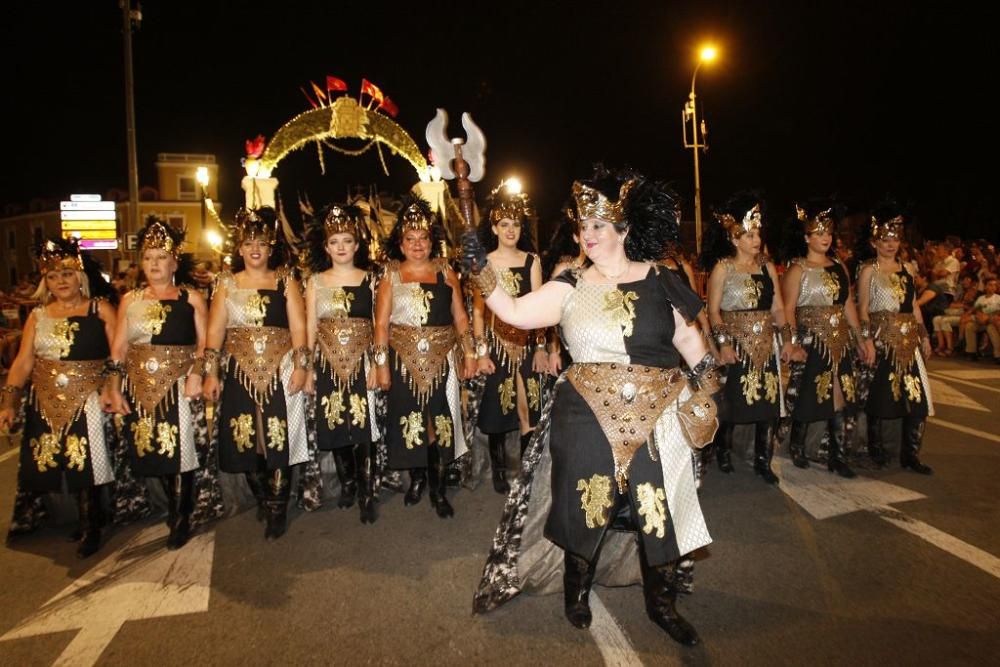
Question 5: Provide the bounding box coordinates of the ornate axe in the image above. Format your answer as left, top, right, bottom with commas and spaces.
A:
425, 109, 487, 231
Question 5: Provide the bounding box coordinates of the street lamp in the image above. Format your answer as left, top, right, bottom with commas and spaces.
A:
196, 166, 209, 248
683, 44, 718, 255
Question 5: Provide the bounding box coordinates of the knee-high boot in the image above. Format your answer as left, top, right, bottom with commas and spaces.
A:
76, 486, 102, 559
404, 467, 426, 506
827, 411, 856, 478
716, 422, 735, 473
867, 415, 887, 468
356, 441, 378, 524
264, 467, 291, 541
753, 420, 779, 485
563, 551, 597, 629
637, 542, 700, 646
244, 454, 268, 522
488, 432, 510, 494
163, 471, 194, 550
901, 416, 933, 474
789, 420, 810, 468
428, 445, 454, 518
332, 447, 358, 508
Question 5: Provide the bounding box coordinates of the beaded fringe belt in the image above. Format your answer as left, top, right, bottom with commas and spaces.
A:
797, 305, 852, 372
871, 311, 921, 375
30, 358, 104, 437
720, 310, 775, 374
317, 318, 373, 391
389, 323, 456, 408
224, 326, 292, 406
124, 343, 196, 419
566, 362, 686, 493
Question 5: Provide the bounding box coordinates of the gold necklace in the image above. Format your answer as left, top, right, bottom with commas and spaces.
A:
596, 260, 630, 281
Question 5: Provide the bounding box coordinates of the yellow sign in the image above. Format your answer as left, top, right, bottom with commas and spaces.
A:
62, 220, 117, 231
63, 230, 117, 240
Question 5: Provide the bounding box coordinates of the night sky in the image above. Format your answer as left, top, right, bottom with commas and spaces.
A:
3, 1, 997, 243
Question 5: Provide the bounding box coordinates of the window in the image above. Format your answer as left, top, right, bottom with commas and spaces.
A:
178, 176, 197, 201
168, 215, 185, 229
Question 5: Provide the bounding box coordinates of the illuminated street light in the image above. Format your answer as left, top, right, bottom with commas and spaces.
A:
503, 177, 523, 195
682, 43, 719, 255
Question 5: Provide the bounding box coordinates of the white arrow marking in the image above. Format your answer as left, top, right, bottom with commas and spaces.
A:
589, 592, 645, 667
927, 378, 990, 412
1, 524, 214, 667
777, 459, 1000, 579
926, 417, 1000, 444
932, 369, 1000, 381
928, 372, 1000, 394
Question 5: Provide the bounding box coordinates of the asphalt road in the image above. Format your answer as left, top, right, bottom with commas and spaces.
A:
0, 357, 997, 666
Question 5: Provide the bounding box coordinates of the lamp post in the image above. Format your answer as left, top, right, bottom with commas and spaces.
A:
196, 166, 209, 247
683, 45, 717, 255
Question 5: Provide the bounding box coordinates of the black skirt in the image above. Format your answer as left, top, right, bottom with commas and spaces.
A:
313, 362, 373, 449
865, 344, 929, 419
721, 354, 782, 424
384, 348, 457, 469
788, 346, 857, 422
477, 348, 543, 434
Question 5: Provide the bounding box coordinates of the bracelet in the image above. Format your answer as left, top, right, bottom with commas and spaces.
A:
474, 336, 489, 359
103, 359, 125, 377
0, 384, 20, 411
203, 348, 220, 378
711, 327, 731, 348
687, 353, 722, 394
460, 330, 476, 358
859, 321, 871, 340
469, 263, 498, 298
189, 356, 206, 377
294, 346, 312, 370
372, 344, 388, 367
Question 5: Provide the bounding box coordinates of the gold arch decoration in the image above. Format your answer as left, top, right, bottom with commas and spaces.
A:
257, 96, 428, 177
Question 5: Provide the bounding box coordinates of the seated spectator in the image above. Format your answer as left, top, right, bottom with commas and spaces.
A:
963, 277, 1000, 362
933, 273, 980, 354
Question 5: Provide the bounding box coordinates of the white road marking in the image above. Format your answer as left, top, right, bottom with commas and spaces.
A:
928, 372, 1000, 394
927, 378, 990, 412
933, 369, 1000, 381
0, 447, 17, 463
777, 460, 1000, 580
0, 524, 215, 667
589, 591, 645, 667
927, 417, 1000, 444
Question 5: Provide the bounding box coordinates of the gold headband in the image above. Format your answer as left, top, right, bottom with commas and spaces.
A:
796, 205, 834, 235
488, 181, 529, 225
871, 214, 904, 241
38, 240, 84, 275
141, 219, 181, 256
717, 203, 762, 239
324, 206, 361, 237
572, 179, 637, 223
401, 202, 432, 232
232, 208, 277, 244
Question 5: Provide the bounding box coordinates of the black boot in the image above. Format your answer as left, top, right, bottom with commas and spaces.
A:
244, 455, 268, 521
404, 468, 426, 506
264, 467, 291, 541
827, 411, 856, 478
428, 445, 454, 518
753, 420, 779, 485
789, 420, 810, 468
867, 415, 887, 468
333, 447, 359, 508
356, 441, 377, 524
563, 551, 596, 629
716, 422, 735, 473
638, 545, 700, 646
164, 471, 194, 550
901, 416, 934, 475
488, 433, 510, 494
76, 486, 102, 559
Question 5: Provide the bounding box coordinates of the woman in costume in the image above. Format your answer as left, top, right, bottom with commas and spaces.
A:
202, 207, 310, 540
0, 239, 118, 558
700, 193, 792, 484
779, 204, 874, 476
468, 167, 719, 646
473, 180, 547, 493
105, 217, 209, 549
856, 203, 934, 474
373, 196, 475, 518
304, 204, 380, 523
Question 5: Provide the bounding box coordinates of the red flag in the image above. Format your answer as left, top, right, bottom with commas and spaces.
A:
310, 81, 328, 105
245, 134, 266, 158
300, 86, 319, 109
360, 78, 383, 104
378, 96, 399, 118
326, 75, 348, 93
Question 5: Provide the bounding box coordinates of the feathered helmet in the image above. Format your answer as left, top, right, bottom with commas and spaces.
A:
870, 201, 905, 241
321, 203, 364, 238
36, 237, 84, 275
571, 177, 638, 224
715, 198, 763, 240
796, 203, 835, 235
230, 206, 279, 245
397, 196, 434, 232
137, 215, 184, 257
486, 178, 533, 225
